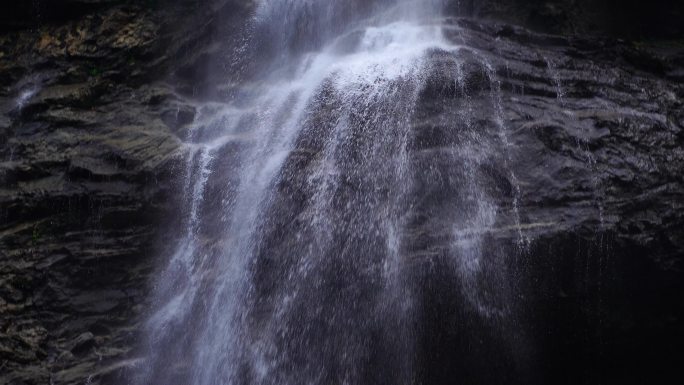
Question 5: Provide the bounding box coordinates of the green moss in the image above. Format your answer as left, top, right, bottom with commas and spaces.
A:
31, 224, 41, 245
89, 67, 101, 77
144, 0, 159, 8
633, 38, 684, 50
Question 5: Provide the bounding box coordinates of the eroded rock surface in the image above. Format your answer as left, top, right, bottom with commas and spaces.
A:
0, 1, 251, 384
417, 19, 684, 384
1, 1, 682, 385
230, 18, 684, 385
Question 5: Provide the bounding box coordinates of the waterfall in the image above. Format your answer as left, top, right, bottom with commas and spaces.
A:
136, 1, 526, 384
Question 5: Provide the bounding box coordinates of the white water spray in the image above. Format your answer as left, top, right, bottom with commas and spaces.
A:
138, 2, 526, 384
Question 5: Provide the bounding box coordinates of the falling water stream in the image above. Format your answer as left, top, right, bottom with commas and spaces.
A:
136, 1, 526, 384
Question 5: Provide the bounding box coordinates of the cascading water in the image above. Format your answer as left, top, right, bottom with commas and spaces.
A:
135, 1, 528, 384
544, 55, 606, 227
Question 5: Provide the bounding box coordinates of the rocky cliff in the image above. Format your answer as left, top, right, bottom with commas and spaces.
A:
0, 1, 251, 383
454, 0, 684, 38
1, 1, 683, 384
417, 19, 684, 384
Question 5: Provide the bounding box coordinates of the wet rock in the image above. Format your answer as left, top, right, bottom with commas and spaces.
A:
448, 0, 684, 38
68, 332, 95, 355
0, 2, 682, 385
0, 1, 223, 384
243, 16, 683, 385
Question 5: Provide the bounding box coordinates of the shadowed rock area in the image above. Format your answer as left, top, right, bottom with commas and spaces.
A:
1, 1, 683, 385
452, 0, 684, 38
418, 19, 684, 384
0, 1, 252, 383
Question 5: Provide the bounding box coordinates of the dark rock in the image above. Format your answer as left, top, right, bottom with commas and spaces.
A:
447, 0, 684, 39
0, 1, 682, 385
68, 332, 95, 355
0, 1, 221, 384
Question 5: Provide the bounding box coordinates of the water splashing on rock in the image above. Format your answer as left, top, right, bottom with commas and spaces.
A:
137, 2, 528, 384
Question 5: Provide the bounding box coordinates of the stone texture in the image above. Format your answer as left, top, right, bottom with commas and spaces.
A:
418, 20, 684, 384
241, 18, 683, 384
448, 0, 684, 38
0, 1, 682, 385
0, 1, 253, 384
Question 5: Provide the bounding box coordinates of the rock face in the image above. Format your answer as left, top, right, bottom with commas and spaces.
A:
452, 0, 684, 38
209, 17, 682, 385
414, 19, 684, 385
0, 1, 251, 384
0, 1, 682, 385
